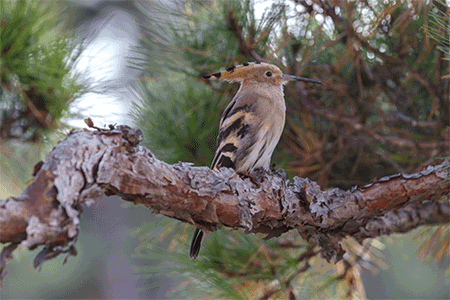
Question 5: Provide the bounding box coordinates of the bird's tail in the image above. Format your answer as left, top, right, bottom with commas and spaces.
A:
190, 228, 204, 259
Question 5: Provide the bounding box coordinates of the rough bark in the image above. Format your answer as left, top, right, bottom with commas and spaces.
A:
0, 125, 449, 283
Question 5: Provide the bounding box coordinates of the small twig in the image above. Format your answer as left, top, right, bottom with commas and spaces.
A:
374, 148, 406, 174
314, 0, 442, 110
296, 88, 447, 151
385, 112, 440, 129
228, 8, 251, 57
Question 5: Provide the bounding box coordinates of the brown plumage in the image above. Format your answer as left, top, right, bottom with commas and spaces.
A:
190, 62, 323, 259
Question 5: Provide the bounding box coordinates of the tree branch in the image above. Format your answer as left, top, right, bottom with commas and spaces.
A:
0, 125, 448, 282
297, 89, 448, 151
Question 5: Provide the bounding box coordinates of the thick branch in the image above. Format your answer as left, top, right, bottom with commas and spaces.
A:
0, 125, 448, 275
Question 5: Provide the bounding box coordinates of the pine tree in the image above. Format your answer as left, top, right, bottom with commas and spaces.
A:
133, 0, 449, 298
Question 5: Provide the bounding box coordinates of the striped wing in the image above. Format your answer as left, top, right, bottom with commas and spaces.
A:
211, 93, 260, 172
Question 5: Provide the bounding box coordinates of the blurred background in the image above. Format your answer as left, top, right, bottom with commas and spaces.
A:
1, 0, 449, 298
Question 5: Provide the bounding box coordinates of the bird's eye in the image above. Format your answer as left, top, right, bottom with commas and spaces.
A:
265, 71, 272, 77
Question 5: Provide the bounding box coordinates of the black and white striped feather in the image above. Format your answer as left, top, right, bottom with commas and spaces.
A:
210, 91, 285, 173
190, 88, 285, 259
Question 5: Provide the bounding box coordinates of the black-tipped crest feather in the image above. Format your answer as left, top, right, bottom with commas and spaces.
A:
202, 62, 322, 85
226, 65, 236, 72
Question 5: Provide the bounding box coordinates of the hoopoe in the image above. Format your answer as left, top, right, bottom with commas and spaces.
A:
190, 62, 323, 259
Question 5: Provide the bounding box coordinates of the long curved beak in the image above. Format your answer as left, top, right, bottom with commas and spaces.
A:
282, 74, 324, 85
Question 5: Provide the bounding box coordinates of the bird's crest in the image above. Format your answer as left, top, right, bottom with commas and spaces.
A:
202, 62, 323, 85
202, 62, 282, 83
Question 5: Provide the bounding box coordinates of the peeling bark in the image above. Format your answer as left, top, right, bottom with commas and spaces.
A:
0, 125, 449, 283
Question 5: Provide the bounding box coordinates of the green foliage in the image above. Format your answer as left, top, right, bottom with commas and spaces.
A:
0, 0, 90, 224
425, 0, 450, 80
0, 0, 86, 142
131, 75, 224, 166
135, 221, 327, 299
426, 0, 450, 55
132, 0, 448, 298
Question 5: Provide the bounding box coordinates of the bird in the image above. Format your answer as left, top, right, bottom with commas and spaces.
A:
190, 61, 323, 259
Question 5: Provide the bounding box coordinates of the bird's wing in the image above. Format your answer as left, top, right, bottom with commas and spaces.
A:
211, 93, 260, 172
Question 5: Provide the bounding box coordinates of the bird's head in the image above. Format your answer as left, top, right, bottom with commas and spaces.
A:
202, 62, 323, 86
